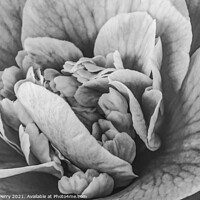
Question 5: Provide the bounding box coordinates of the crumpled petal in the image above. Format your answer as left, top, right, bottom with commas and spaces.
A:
22, 37, 83, 70
58, 171, 89, 195
58, 169, 114, 198
110, 80, 161, 151
0, 0, 26, 69
15, 80, 136, 187
94, 12, 156, 76
98, 119, 136, 164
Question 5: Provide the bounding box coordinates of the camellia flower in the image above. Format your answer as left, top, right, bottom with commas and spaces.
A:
0, 0, 200, 199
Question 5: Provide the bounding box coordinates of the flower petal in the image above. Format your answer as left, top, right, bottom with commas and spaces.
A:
74, 77, 109, 107
0, 137, 59, 194
22, 0, 191, 106
94, 12, 156, 76
185, 0, 200, 55
22, 37, 83, 70
102, 49, 200, 200
109, 69, 152, 102
0, 0, 26, 69
15, 81, 136, 187
110, 80, 161, 151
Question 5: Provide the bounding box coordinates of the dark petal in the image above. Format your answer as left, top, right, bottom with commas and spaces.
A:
0, 137, 59, 195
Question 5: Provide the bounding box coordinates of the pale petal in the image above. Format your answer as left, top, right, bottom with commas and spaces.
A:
94, 12, 156, 76
15, 81, 136, 187
23, 37, 83, 70
19, 125, 39, 165
0, 0, 26, 69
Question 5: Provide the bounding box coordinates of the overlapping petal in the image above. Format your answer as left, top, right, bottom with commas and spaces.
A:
101, 48, 200, 200
0, 137, 59, 194
22, 0, 192, 107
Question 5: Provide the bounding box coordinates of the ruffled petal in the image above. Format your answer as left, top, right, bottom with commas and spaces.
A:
15, 81, 136, 187
94, 12, 156, 76
0, 0, 26, 69
103, 49, 200, 200
109, 69, 152, 102
110, 80, 161, 151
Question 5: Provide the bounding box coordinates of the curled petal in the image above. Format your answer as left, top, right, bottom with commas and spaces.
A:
110, 80, 161, 151
19, 125, 39, 165
15, 81, 136, 187
142, 87, 163, 148
109, 69, 152, 101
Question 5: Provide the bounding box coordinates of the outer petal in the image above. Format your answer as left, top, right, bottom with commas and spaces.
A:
94, 12, 156, 76
0, 0, 26, 69
0, 137, 59, 194
15, 81, 136, 187
23, 37, 83, 70
100, 49, 200, 200
185, 0, 200, 55
22, 0, 191, 107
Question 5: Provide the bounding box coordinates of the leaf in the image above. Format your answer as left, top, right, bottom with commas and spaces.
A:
94, 12, 156, 76
0, 0, 26, 70
0, 137, 59, 195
